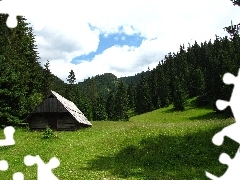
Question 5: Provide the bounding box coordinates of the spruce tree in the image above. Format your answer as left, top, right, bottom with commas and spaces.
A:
66, 69, 76, 101
230, 0, 240, 6
106, 91, 116, 120
75, 90, 93, 120
136, 74, 153, 114
42, 60, 52, 97
67, 70, 76, 85
92, 96, 107, 121
127, 81, 136, 109
114, 80, 129, 120
156, 65, 170, 107
173, 76, 186, 111
87, 78, 98, 106
0, 55, 21, 125
147, 70, 159, 109
195, 68, 208, 106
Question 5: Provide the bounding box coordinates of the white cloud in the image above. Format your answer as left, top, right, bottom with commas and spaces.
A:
34, 21, 100, 64
122, 26, 137, 35
8, 0, 240, 82
49, 38, 169, 82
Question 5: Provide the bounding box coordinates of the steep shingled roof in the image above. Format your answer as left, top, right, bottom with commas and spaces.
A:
50, 90, 92, 126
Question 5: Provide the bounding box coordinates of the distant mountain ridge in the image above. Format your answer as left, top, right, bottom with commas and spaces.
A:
77, 71, 149, 98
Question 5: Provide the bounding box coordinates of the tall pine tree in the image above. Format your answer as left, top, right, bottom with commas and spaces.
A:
66, 69, 76, 101
136, 74, 153, 114
42, 60, 52, 97
114, 80, 129, 120
106, 91, 116, 120
127, 81, 136, 110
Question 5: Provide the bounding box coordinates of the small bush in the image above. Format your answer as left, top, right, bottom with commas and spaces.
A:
42, 126, 57, 139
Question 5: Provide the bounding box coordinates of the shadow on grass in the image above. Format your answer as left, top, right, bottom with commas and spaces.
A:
162, 108, 176, 113
84, 127, 238, 179
162, 106, 196, 114
189, 111, 232, 121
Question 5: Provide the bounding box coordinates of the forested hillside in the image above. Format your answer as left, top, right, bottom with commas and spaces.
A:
0, 14, 66, 125
76, 35, 240, 120
1, 0, 240, 125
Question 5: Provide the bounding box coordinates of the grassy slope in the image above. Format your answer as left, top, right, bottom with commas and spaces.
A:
0, 105, 238, 180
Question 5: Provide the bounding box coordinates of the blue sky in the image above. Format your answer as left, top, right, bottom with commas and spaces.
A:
71, 33, 144, 64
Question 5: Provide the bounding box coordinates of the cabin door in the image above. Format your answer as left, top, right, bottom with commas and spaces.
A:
48, 114, 57, 129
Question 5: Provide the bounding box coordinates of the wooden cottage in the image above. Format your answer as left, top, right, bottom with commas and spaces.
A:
24, 90, 92, 130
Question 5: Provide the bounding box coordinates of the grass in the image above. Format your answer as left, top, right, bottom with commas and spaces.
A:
0, 104, 237, 179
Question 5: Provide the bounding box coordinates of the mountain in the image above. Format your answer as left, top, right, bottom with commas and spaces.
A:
77, 73, 119, 99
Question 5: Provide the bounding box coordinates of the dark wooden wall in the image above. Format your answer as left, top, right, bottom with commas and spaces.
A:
28, 112, 82, 131
29, 114, 48, 130
57, 113, 78, 130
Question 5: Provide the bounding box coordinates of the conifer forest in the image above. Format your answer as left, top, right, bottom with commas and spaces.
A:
1, 0, 240, 125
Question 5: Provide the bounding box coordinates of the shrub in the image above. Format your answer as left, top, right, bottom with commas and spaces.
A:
42, 126, 57, 139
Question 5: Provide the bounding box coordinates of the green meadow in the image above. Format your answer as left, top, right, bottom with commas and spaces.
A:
0, 104, 238, 179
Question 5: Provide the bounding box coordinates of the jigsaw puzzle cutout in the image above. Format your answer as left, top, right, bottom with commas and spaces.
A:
0, 0, 46, 30
0, 126, 60, 179
206, 69, 240, 179
0, 126, 15, 146
0, 160, 8, 171
24, 155, 60, 180
206, 148, 240, 180
12, 172, 24, 180
0, 0, 25, 28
